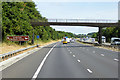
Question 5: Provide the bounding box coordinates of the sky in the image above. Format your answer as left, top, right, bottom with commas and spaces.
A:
32, 1, 118, 34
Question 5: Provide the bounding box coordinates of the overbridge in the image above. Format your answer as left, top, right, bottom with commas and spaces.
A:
30, 19, 119, 44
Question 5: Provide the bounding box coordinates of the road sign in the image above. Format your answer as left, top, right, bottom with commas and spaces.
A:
7, 36, 29, 41
37, 35, 39, 39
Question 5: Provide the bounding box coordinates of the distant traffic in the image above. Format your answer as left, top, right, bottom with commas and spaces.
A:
62, 36, 120, 45
79, 37, 120, 45
62, 37, 75, 44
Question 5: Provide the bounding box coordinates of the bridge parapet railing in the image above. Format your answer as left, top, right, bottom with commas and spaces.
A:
47, 19, 118, 23
30, 19, 118, 23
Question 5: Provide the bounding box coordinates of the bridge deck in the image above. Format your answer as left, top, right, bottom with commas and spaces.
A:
31, 19, 119, 27
31, 22, 119, 27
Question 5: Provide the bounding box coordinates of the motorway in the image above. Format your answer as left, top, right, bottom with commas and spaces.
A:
1, 41, 119, 79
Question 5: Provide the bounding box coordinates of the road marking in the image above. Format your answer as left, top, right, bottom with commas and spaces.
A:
87, 49, 89, 51
93, 51, 95, 53
114, 59, 119, 62
87, 69, 93, 73
77, 60, 81, 62
73, 55, 75, 57
70, 52, 72, 54
101, 54, 104, 56
68, 50, 70, 51
31, 44, 57, 80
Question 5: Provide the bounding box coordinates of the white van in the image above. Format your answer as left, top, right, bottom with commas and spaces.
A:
66, 38, 70, 43
102, 36, 106, 43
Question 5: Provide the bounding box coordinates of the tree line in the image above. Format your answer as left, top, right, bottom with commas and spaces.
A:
75, 27, 120, 43
2, 2, 75, 44
91, 27, 120, 42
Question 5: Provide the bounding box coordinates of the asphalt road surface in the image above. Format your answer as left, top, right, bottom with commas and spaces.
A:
1, 41, 119, 79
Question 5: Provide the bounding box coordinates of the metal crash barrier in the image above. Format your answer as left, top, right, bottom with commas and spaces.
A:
78, 40, 120, 50
0, 45, 39, 61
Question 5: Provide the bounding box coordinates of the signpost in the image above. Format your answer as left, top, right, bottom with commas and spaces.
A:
37, 35, 39, 39
7, 36, 29, 41
36, 35, 39, 47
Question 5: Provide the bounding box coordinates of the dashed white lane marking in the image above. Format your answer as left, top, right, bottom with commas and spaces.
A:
93, 51, 95, 53
77, 60, 81, 62
70, 52, 72, 54
32, 44, 57, 80
101, 54, 105, 56
87, 69, 93, 73
114, 59, 119, 61
73, 55, 76, 57
68, 50, 70, 51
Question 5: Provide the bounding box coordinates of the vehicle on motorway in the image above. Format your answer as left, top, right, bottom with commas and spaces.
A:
61, 39, 64, 42
63, 37, 68, 44
70, 38, 75, 43
66, 38, 70, 43
102, 36, 106, 43
111, 37, 120, 45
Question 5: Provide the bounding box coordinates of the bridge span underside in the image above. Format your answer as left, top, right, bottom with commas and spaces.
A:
30, 21, 119, 44
31, 22, 118, 27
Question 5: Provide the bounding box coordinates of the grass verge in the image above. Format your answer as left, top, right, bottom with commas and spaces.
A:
0, 39, 60, 54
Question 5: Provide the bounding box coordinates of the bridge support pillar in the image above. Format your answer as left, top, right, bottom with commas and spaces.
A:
98, 27, 102, 45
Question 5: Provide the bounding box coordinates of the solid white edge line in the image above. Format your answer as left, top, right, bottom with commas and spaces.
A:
0, 42, 58, 72
31, 43, 57, 80
87, 69, 93, 73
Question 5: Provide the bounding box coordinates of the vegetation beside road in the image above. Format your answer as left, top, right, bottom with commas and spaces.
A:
75, 26, 120, 43
2, 2, 75, 45
0, 39, 60, 54
91, 27, 120, 42
1, 1, 75, 54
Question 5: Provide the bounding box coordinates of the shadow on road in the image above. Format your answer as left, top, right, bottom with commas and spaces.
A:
43, 45, 93, 48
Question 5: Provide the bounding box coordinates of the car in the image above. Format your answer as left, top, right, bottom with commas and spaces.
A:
62, 37, 68, 44
63, 41, 67, 44
70, 39, 75, 43
66, 38, 70, 43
